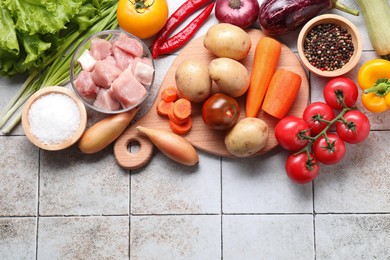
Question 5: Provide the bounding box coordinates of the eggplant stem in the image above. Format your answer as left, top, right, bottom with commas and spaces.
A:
332, 0, 359, 16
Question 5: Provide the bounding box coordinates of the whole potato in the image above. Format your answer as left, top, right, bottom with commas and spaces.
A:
203, 23, 251, 60
175, 59, 212, 103
209, 58, 250, 97
225, 117, 269, 157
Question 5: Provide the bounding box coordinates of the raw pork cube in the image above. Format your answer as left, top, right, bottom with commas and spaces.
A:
111, 68, 147, 108
90, 38, 112, 60
133, 59, 154, 85
93, 88, 121, 111
74, 70, 98, 99
105, 55, 117, 66
113, 33, 144, 57
77, 49, 96, 72
112, 45, 134, 71
91, 60, 122, 88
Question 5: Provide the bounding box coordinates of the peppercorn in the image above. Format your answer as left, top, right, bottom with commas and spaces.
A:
303, 23, 354, 71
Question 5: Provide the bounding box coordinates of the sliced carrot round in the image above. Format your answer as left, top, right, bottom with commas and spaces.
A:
169, 117, 192, 135
173, 98, 191, 121
156, 100, 174, 117
161, 86, 179, 102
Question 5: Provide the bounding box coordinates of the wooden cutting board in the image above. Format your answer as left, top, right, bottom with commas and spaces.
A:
114, 29, 309, 169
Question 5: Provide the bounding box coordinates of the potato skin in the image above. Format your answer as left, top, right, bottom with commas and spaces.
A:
175, 59, 212, 103
203, 23, 251, 60
224, 117, 269, 157
209, 58, 250, 97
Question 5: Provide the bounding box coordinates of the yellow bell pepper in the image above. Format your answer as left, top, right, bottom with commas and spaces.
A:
358, 59, 390, 112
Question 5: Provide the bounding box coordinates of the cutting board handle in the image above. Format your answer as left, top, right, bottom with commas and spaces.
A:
114, 125, 154, 169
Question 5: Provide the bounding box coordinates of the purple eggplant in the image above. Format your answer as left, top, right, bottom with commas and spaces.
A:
259, 0, 359, 36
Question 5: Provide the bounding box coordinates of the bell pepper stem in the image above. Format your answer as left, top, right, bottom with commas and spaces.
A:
363, 79, 390, 96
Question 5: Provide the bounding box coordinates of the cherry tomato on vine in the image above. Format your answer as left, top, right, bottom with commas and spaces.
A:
117, 0, 169, 39
336, 110, 370, 144
302, 102, 335, 136
323, 77, 358, 110
313, 133, 346, 165
285, 153, 319, 184
275, 116, 311, 151
202, 93, 240, 130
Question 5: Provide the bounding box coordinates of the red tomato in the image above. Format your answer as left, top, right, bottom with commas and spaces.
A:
275, 116, 311, 151
302, 102, 335, 136
323, 77, 358, 110
285, 153, 319, 184
336, 110, 370, 144
202, 93, 240, 130
313, 133, 346, 165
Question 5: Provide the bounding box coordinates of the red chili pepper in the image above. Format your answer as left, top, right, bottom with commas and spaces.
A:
157, 3, 215, 56
151, 0, 213, 58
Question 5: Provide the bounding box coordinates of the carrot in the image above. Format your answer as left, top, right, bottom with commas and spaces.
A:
169, 117, 192, 135
172, 98, 191, 121
262, 69, 302, 119
161, 86, 179, 102
168, 106, 187, 125
156, 100, 174, 117
246, 36, 282, 117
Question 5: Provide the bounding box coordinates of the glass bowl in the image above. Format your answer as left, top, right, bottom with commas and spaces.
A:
70, 30, 155, 114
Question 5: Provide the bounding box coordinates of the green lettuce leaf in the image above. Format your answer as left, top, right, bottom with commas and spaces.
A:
2, 0, 83, 35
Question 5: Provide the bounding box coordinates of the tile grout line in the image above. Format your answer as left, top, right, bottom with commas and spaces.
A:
312, 180, 317, 260
128, 168, 131, 260
220, 156, 223, 260
35, 148, 41, 260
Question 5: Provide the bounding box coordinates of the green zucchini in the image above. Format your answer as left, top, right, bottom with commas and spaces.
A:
356, 0, 390, 59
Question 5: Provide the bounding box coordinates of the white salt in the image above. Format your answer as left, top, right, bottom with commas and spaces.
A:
28, 93, 81, 145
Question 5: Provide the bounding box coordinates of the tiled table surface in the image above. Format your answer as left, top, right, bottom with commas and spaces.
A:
1, 1, 390, 259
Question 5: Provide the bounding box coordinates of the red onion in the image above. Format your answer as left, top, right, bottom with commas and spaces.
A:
215, 0, 260, 28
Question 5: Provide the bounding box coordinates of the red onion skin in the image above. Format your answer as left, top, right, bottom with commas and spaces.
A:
215, 0, 260, 28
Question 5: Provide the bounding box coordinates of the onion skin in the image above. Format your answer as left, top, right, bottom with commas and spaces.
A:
215, 0, 260, 28
136, 126, 199, 166
78, 109, 138, 154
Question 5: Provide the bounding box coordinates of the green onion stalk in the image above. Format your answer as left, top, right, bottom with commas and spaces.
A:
0, 2, 119, 134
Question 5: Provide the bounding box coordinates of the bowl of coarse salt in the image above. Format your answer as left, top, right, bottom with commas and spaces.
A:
22, 86, 87, 151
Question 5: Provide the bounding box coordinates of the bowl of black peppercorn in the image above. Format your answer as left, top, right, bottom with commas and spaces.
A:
297, 14, 362, 77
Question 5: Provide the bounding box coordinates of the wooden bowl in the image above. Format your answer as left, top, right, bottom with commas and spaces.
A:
22, 86, 87, 151
297, 14, 362, 77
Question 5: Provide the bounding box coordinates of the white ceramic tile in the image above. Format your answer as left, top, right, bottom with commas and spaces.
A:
39, 146, 129, 216
0, 218, 36, 259
0, 136, 38, 216
37, 216, 128, 259
130, 215, 220, 260
314, 131, 390, 213
222, 149, 313, 214
316, 214, 390, 259
223, 215, 314, 260
131, 151, 220, 214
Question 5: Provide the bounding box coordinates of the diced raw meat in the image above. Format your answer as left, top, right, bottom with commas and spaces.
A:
91, 60, 122, 88
111, 68, 147, 108
93, 88, 121, 111
133, 60, 154, 86
77, 49, 96, 72
113, 33, 144, 57
90, 38, 112, 60
74, 70, 98, 99
112, 45, 134, 71
105, 55, 117, 66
